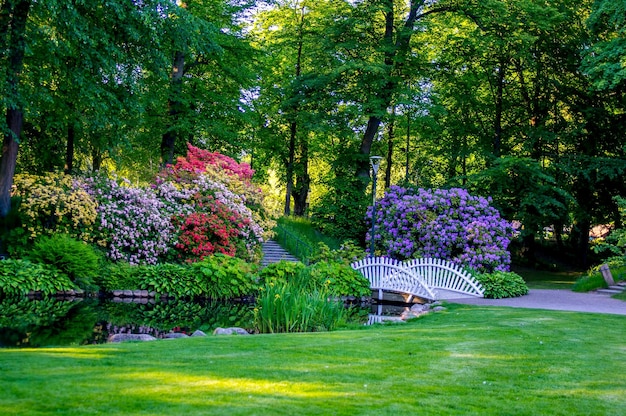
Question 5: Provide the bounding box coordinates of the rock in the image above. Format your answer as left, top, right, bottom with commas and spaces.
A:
213, 327, 250, 336
163, 333, 189, 339
123, 290, 134, 297
191, 330, 207, 337
410, 303, 430, 313
108, 333, 157, 343
432, 306, 446, 312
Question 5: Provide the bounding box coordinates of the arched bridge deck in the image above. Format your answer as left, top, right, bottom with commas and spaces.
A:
351, 257, 485, 302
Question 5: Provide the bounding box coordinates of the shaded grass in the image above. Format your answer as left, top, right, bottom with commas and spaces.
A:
2, 304, 625, 415
512, 266, 583, 289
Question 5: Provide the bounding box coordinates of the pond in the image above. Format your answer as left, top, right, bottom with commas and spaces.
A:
0, 295, 416, 348
0, 295, 258, 348
0, 296, 412, 348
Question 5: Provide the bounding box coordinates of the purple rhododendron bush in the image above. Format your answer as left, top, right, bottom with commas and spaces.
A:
368, 186, 513, 273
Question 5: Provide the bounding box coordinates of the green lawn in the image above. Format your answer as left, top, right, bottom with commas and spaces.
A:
2, 304, 625, 415
512, 266, 584, 289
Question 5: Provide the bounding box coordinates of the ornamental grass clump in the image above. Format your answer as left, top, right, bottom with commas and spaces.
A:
369, 186, 513, 273
254, 271, 347, 334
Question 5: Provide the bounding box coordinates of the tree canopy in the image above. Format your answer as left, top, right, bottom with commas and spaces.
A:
1, 0, 624, 266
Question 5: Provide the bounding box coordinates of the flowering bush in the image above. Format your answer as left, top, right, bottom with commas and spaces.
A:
84, 176, 174, 265
162, 142, 255, 181
173, 200, 247, 262
368, 186, 513, 273
157, 143, 273, 261
12, 173, 97, 241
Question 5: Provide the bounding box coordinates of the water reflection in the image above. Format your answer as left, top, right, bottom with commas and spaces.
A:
0, 296, 255, 348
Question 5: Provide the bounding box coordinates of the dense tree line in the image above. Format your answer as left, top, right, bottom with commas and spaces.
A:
1, 0, 624, 267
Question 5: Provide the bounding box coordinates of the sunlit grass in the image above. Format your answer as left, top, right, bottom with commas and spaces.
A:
2, 305, 625, 415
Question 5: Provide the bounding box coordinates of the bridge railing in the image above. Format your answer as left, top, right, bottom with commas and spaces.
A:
351, 256, 484, 301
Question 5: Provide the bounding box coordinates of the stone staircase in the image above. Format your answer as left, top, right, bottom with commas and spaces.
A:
596, 281, 626, 295
260, 240, 299, 267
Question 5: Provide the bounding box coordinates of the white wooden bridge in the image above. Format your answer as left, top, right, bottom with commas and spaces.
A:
351, 256, 485, 302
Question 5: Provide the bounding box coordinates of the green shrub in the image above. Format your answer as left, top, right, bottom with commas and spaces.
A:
475, 271, 529, 299
97, 262, 141, 292
310, 241, 367, 265
98, 255, 259, 300
257, 260, 307, 286
572, 274, 606, 292
572, 259, 626, 292
0, 259, 76, 296
28, 234, 100, 289
189, 254, 259, 300
304, 261, 370, 297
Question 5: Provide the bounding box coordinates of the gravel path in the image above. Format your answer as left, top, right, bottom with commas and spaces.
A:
447, 289, 626, 316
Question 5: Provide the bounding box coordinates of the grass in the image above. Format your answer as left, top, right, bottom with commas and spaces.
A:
2, 304, 625, 415
512, 266, 584, 290
275, 216, 343, 262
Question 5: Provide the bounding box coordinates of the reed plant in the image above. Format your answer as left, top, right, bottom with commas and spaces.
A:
254, 272, 347, 333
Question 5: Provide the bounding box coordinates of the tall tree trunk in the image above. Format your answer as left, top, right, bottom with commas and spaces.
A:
356, 1, 442, 183
292, 138, 309, 216
493, 62, 505, 157
284, 3, 307, 216
65, 124, 75, 174
161, 50, 185, 166
0, 0, 31, 218
384, 109, 395, 189
284, 120, 296, 216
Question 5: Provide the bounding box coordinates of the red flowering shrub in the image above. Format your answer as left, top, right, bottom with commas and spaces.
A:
173, 197, 251, 262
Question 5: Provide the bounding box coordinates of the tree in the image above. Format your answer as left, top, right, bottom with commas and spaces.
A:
0, 0, 31, 217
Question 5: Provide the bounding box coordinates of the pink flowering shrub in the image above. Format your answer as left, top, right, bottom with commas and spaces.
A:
85, 176, 174, 265
157, 144, 273, 261
160, 143, 254, 181
368, 186, 513, 273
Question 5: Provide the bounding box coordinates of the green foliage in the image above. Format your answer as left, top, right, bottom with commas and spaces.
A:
581, 0, 626, 90
97, 262, 141, 293
309, 241, 367, 265
466, 157, 572, 238
28, 234, 100, 289
254, 271, 348, 334
257, 260, 307, 287
573, 259, 626, 292
98, 255, 259, 300
572, 273, 607, 292
258, 259, 368, 298
0, 260, 76, 297
311, 162, 370, 242
304, 261, 370, 297
0, 297, 96, 347
593, 196, 626, 257
475, 271, 529, 299
189, 254, 259, 300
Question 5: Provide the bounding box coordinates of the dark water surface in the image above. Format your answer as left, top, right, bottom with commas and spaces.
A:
0, 296, 409, 348
0, 296, 256, 348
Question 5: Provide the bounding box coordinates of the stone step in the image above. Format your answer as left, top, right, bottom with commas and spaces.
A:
608, 285, 626, 291
261, 240, 299, 266
596, 288, 624, 295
